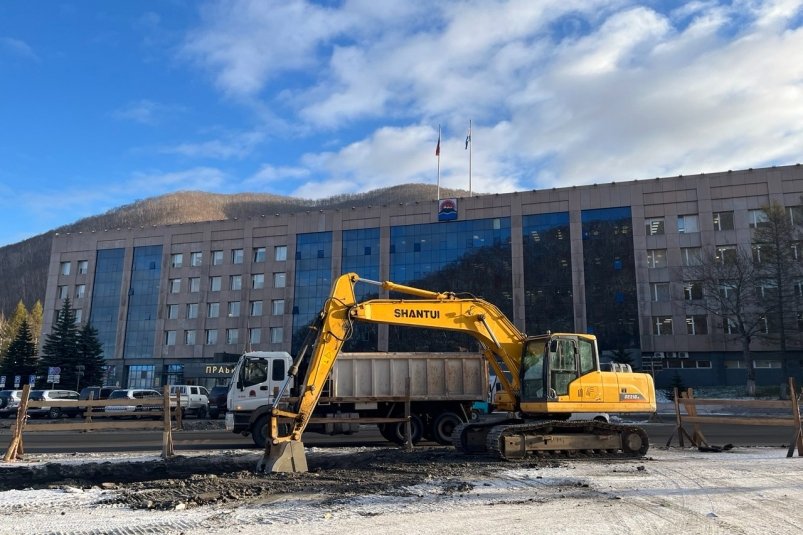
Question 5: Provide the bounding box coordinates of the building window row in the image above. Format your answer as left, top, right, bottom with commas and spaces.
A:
665, 359, 712, 369
651, 314, 709, 335
165, 327, 283, 346
170, 246, 287, 269
649, 281, 705, 302
164, 299, 284, 320
59, 260, 89, 276
644, 212, 736, 236
168, 273, 286, 294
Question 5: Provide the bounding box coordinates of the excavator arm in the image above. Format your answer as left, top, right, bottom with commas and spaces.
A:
262, 272, 528, 471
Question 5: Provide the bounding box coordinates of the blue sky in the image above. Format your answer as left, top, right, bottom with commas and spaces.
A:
1, 0, 803, 247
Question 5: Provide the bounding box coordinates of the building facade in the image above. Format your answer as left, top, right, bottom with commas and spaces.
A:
42, 165, 803, 389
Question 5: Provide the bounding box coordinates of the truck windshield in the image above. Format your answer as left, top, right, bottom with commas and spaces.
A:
241, 358, 269, 387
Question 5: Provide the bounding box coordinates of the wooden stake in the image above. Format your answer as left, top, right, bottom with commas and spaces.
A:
787, 377, 802, 458
161, 385, 174, 459
3, 385, 31, 462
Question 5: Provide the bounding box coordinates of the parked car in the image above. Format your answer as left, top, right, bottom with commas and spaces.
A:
207, 384, 229, 419
0, 390, 22, 418
26, 389, 81, 419
169, 385, 210, 418
78, 386, 118, 416
104, 389, 167, 418
79, 386, 117, 401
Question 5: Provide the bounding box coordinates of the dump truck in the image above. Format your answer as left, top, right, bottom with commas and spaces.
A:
225, 350, 488, 448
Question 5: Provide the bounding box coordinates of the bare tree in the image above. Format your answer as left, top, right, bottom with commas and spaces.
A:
685, 247, 767, 396
751, 202, 802, 397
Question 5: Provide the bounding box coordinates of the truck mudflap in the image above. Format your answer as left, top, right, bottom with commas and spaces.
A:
484, 420, 650, 460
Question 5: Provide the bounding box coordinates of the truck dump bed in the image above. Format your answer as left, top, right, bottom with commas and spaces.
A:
330, 352, 487, 401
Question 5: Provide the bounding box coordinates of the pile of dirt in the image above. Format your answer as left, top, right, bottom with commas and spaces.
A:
0, 447, 568, 510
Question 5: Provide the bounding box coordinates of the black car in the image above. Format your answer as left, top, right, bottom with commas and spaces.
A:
207, 385, 229, 419
0, 390, 22, 418
79, 386, 117, 415
79, 386, 117, 401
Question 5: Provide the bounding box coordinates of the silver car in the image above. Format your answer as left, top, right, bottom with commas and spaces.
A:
104, 389, 166, 418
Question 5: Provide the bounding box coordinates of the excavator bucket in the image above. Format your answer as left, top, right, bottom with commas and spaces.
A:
256, 441, 308, 473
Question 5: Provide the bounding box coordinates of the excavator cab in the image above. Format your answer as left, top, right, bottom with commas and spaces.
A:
520, 334, 595, 402
518, 332, 654, 418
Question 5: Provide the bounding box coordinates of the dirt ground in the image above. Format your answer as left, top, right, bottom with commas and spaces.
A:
2, 445, 803, 534
0, 446, 570, 509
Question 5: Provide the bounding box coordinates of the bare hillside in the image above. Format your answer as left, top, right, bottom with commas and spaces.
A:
0, 184, 471, 317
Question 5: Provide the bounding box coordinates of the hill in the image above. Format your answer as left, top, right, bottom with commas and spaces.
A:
0, 184, 472, 318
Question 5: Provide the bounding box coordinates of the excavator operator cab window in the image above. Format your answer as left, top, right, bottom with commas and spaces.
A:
548, 338, 578, 397
578, 338, 597, 375
521, 340, 546, 401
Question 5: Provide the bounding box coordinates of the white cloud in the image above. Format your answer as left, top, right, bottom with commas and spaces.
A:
112, 100, 184, 125
180, 0, 803, 196
159, 131, 265, 159
128, 167, 230, 192
15, 167, 232, 223
181, 0, 345, 97
285, 124, 520, 199
246, 164, 311, 187
0, 37, 39, 61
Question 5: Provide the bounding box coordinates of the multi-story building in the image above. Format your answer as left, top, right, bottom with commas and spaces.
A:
42, 165, 803, 389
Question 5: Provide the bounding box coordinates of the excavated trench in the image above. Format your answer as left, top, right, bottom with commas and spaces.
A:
0, 447, 576, 510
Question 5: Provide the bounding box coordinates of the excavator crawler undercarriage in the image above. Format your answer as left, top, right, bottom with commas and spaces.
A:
454, 419, 650, 460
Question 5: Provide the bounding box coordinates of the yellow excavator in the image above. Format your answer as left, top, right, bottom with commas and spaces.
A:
262, 273, 656, 472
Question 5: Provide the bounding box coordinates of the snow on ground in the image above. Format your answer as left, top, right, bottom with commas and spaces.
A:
1, 447, 801, 535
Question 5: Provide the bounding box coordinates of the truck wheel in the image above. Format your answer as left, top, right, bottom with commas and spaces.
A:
197, 405, 208, 419
378, 423, 398, 443
253, 415, 269, 449
433, 412, 462, 445
252, 416, 290, 449
382, 415, 424, 445
48, 407, 61, 419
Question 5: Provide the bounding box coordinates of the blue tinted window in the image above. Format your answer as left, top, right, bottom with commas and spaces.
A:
341, 228, 380, 351
388, 218, 512, 351
89, 248, 124, 359
581, 208, 638, 351
291, 232, 332, 353
522, 212, 573, 335
123, 245, 162, 359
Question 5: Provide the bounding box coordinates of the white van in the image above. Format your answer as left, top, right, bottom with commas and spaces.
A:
26, 389, 81, 419
169, 385, 210, 418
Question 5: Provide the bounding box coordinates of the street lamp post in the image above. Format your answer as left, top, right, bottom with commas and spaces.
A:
75, 365, 85, 391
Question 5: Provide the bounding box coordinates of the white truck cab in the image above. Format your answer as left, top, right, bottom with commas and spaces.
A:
225, 351, 293, 435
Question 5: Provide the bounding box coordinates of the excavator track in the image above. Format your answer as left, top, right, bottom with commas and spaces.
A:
484, 420, 650, 461
452, 418, 523, 454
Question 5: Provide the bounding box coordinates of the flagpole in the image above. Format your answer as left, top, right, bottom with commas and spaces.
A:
468, 120, 472, 196
436, 124, 441, 201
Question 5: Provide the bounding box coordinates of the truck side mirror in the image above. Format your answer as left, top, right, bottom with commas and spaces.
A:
236, 380, 243, 390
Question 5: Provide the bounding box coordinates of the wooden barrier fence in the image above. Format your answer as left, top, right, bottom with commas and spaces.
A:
3, 384, 183, 462
668, 377, 803, 457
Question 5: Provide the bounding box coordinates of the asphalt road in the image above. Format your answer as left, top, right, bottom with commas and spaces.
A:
1, 418, 799, 454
